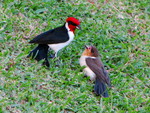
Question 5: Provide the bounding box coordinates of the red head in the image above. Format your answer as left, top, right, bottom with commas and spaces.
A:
66, 17, 81, 32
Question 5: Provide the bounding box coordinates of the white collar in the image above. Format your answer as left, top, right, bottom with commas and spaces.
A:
82, 56, 96, 59
65, 22, 70, 31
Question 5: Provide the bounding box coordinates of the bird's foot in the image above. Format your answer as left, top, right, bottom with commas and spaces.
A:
42, 59, 50, 67
83, 74, 87, 78
49, 54, 55, 58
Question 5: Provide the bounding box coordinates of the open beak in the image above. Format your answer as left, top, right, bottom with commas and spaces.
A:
76, 25, 81, 29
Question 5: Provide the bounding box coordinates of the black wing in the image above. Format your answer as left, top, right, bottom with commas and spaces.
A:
86, 57, 110, 85
29, 24, 69, 44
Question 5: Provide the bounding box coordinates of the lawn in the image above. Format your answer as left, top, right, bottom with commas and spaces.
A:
0, 0, 150, 112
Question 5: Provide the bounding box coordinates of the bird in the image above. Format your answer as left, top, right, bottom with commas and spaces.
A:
27, 44, 50, 67
27, 17, 81, 67
79, 45, 111, 97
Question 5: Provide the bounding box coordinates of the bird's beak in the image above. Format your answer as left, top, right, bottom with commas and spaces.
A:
76, 25, 81, 29
85, 45, 88, 49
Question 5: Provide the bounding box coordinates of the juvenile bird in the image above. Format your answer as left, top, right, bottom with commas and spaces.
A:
79, 46, 111, 97
28, 17, 81, 67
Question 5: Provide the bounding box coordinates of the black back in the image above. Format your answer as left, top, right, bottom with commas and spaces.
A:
29, 24, 69, 44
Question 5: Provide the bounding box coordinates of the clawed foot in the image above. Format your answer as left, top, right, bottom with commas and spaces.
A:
49, 54, 55, 58
83, 74, 87, 78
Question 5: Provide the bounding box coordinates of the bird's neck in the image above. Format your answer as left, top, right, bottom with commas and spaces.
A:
65, 22, 76, 33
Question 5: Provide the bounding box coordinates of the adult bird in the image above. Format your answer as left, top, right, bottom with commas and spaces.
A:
28, 17, 81, 67
79, 46, 111, 97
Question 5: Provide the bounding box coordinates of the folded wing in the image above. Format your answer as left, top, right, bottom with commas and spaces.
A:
85, 57, 110, 85
29, 26, 69, 44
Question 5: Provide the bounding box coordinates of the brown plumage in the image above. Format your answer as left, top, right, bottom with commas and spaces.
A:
82, 46, 99, 57
80, 46, 111, 97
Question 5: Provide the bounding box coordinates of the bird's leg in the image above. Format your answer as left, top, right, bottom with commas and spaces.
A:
49, 51, 58, 58
83, 74, 87, 78
48, 48, 53, 58
49, 54, 55, 58
54, 51, 58, 58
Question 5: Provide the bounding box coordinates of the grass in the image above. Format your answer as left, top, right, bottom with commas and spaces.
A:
0, 0, 150, 112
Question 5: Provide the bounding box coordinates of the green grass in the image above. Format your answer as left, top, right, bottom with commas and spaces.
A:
0, 0, 150, 112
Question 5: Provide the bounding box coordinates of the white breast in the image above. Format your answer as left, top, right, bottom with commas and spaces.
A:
49, 31, 74, 53
49, 23, 74, 53
79, 56, 96, 81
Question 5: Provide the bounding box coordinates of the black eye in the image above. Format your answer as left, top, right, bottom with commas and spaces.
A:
68, 21, 77, 26
91, 49, 94, 53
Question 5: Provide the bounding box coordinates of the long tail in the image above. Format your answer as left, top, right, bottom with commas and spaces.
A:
27, 44, 50, 67
94, 77, 109, 97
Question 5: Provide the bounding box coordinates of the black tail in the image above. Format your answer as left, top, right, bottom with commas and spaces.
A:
94, 77, 109, 97
27, 44, 50, 67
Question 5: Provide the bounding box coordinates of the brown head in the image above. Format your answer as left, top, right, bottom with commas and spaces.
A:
82, 45, 99, 57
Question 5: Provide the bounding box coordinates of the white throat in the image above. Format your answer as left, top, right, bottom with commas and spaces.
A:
79, 56, 96, 81
65, 22, 70, 31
